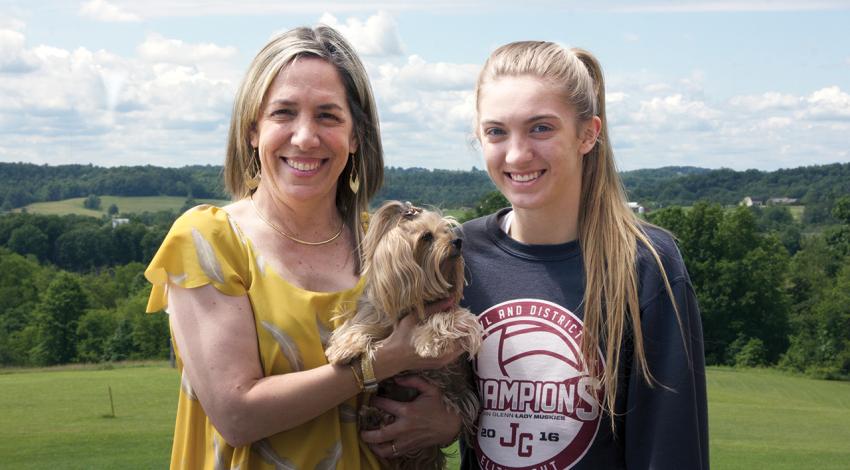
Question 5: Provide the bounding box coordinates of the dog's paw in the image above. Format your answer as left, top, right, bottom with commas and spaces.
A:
412, 328, 450, 358
324, 341, 363, 365
455, 310, 484, 355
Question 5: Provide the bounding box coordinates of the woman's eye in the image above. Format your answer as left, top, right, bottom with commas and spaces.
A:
271, 109, 295, 118
318, 112, 341, 122
484, 127, 506, 137
531, 124, 552, 133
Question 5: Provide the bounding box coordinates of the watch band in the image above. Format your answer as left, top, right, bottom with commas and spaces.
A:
349, 363, 364, 392
360, 353, 378, 394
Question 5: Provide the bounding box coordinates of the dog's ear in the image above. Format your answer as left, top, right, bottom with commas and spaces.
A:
368, 227, 424, 319
361, 201, 405, 269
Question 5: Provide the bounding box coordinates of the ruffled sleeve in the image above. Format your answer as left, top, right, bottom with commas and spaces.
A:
145, 205, 251, 313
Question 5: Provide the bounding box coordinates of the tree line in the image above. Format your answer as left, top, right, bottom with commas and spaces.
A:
6, 162, 850, 221
0, 163, 497, 211
625, 163, 850, 224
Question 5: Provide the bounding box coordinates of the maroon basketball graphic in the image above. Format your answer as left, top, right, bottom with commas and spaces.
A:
474, 299, 603, 470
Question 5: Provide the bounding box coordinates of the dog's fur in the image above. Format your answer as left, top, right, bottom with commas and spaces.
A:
325, 200, 483, 469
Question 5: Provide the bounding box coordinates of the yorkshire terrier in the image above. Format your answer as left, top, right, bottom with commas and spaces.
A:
325, 200, 483, 470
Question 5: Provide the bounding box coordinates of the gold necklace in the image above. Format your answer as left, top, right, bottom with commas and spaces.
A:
250, 194, 343, 246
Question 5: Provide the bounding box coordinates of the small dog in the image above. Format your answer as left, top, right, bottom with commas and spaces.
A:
325, 200, 483, 469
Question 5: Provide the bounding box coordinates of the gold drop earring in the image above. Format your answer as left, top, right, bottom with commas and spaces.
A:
348, 154, 360, 194
244, 148, 261, 191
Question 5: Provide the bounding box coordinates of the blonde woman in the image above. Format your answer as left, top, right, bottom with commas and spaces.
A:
365, 41, 708, 469
144, 26, 460, 469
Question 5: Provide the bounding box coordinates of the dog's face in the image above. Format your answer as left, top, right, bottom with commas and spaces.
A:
362, 201, 464, 320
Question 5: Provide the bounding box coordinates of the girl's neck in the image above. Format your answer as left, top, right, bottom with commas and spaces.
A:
508, 202, 580, 245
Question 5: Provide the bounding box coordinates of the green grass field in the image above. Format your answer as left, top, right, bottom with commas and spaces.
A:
708, 367, 850, 469
0, 362, 177, 469
19, 196, 230, 217
1, 364, 847, 469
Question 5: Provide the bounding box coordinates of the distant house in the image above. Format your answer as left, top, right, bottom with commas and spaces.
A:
627, 202, 646, 215
111, 218, 129, 229
767, 197, 799, 205
740, 197, 764, 207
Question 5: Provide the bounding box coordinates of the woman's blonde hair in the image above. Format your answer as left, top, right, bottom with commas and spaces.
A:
475, 41, 680, 428
223, 25, 384, 266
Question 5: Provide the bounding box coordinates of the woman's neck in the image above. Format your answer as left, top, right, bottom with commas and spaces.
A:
251, 186, 343, 239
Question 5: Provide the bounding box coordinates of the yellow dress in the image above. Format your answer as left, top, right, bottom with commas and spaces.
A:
145, 205, 377, 470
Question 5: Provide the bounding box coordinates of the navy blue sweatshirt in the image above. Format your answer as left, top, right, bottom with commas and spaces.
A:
459, 209, 709, 470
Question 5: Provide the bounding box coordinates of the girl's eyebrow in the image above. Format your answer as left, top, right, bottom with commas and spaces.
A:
480, 114, 560, 126
525, 114, 559, 124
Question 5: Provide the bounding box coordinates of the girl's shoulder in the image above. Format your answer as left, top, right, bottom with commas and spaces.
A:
635, 224, 691, 303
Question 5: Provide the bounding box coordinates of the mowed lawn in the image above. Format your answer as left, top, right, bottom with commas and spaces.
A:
20, 196, 230, 217
708, 367, 850, 469
0, 363, 178, 469
1, 364, 848, 469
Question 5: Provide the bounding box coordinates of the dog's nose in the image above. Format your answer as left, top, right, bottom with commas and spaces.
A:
452, 238, 462, 250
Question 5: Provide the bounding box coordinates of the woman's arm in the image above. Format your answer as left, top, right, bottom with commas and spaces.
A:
169, 283, 460, 447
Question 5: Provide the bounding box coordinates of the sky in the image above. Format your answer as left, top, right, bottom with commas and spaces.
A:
1, 1, 848, 172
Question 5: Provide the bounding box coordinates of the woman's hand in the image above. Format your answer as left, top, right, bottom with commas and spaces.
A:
373, 298, 464, 380
360, 375, 462, 458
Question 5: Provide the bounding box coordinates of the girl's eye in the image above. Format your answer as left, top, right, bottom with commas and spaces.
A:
531, 124, 552, 133
484, 127, 506, 136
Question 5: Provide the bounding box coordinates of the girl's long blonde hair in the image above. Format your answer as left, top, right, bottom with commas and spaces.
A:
475, 41, 680, 428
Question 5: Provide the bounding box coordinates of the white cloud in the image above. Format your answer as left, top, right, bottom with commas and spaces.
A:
79, 0, 141, 22
0, 17, 26, 31
0, 28, 236, 167
757, 116, 792, 130
802, 86, 850, 120
319, 11, 403, 56
0, 28, 39, 73
729, 92, 799, 111
607, 91, 627, 103
362, 52, 481, 168
377, 55, 479, 91
623, 32, 640, 43
632, 94, 719, 129
137, 34, 238, 64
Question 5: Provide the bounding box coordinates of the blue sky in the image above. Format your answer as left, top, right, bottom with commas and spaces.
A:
1, 0, 848, 171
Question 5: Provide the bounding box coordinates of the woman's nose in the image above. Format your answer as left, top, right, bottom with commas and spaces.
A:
291, 118, 320, 150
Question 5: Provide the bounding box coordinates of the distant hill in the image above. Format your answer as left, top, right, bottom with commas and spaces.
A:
622, 163, 850, 208
2, 161, 849, 211
0, 163, 496, 210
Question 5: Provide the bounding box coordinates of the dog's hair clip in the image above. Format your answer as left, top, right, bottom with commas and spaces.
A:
402, 201, 421, 218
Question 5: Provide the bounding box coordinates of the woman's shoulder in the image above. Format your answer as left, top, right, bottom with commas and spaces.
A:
168, 204, 248, 245
172, 204, 233, 231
